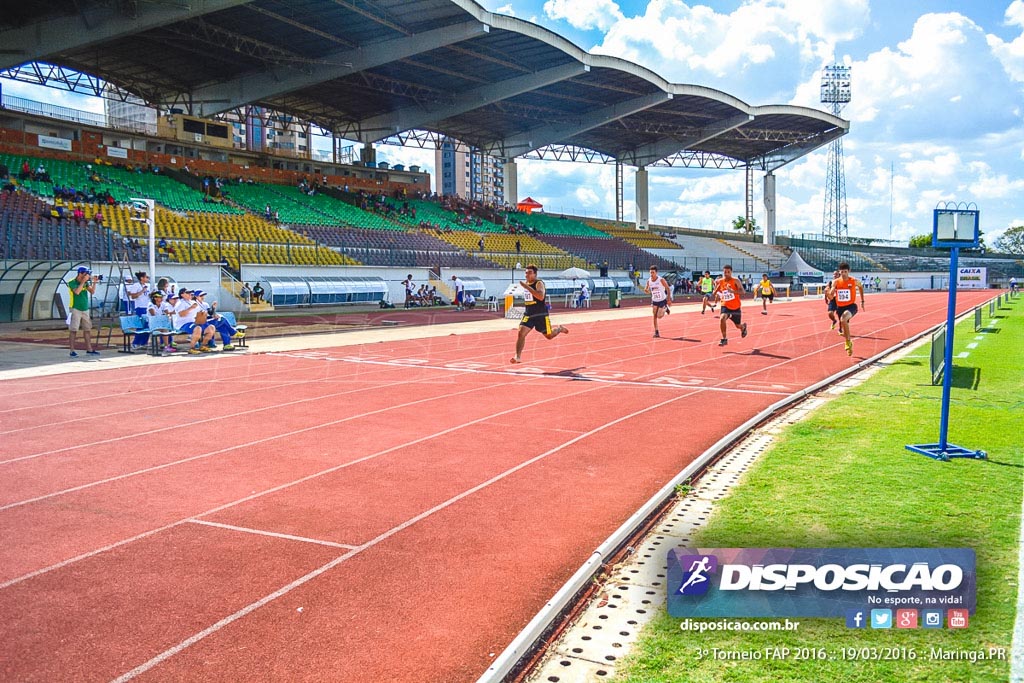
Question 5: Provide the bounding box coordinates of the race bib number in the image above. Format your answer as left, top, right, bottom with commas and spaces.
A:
524, 291, 534, 302
837, 289, 852, 303
719, 290, 735, 302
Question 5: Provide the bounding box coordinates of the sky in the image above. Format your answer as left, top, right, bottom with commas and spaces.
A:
4, 0, 1024, 245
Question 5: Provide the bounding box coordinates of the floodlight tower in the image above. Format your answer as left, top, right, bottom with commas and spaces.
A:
820, 65, 851, 241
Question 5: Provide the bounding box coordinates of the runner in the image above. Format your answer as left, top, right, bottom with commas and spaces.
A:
824, 270, 840, 331
699, 270, 716, 314
510, 264, 568, 364
713, 264, 747, 347
757, 274, 776, 315
833, 262, 866, 356
644, 265, 672, 338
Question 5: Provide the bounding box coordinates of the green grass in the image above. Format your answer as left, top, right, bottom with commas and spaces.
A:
616, 296, 1023, 683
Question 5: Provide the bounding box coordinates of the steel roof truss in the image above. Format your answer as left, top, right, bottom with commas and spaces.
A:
355, 62, 586, 143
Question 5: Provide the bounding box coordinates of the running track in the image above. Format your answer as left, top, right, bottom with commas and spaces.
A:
0, 291, 992, 682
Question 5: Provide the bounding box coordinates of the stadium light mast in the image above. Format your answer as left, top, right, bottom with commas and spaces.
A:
820, 65, 851, 242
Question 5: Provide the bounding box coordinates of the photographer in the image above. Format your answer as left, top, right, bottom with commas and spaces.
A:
67, 267, 100, 358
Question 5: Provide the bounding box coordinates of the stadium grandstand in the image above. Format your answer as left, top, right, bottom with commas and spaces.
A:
3, 3, 1024, 683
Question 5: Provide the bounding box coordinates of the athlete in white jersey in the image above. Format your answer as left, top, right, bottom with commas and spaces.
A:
644, 265, 672, 338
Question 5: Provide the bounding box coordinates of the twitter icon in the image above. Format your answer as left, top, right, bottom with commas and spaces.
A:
870, 609, 892, 629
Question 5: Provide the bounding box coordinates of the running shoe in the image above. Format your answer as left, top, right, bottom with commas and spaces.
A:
741, 323, 748, 338
222, 345, 236, 351
665, 308, 671, 315
830, 321, 836, 330
69, 351, 78, 357
846, 340, 853, 356
719, 338, 728, 346
86, 350, 100, 356
653, 331, 660, 338
761, 310, 767, 315
188, 348, 200, 355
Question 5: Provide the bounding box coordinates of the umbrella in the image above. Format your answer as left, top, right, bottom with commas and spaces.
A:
559, 267, 591, 279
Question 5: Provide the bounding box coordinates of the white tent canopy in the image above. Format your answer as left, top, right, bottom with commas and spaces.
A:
779, 251, 825, 278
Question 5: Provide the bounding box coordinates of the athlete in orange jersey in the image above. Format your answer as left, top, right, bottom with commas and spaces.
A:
833, 262, 865, 356
713, 264, 747, 347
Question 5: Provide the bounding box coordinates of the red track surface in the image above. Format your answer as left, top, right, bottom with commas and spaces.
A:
0, 291, 992, 682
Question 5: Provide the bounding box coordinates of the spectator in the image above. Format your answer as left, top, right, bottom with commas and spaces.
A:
240, 282, 252, 304
174, 289, 216, 354
147, 291, 176, 353
576, 281, 590, 308
478, 236, 485, 252
463, 292, 476, 309
194, 290, 237, 351
67, 267, 100, 358
126, 271, 151, 349
119, 275, 134, 313
252, 282, 264, 303
515, 239, 521, 254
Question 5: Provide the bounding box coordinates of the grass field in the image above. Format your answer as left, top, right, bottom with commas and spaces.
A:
616, 294, 1023, 683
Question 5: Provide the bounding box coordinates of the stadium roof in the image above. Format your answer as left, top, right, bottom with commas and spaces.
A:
0, 0, 848, 170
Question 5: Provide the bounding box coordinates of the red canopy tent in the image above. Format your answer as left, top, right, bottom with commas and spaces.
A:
516, 197, 543, 215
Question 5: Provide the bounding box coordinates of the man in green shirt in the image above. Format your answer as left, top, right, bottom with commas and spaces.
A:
699, 271, 717, 315
68, 266, 100, 358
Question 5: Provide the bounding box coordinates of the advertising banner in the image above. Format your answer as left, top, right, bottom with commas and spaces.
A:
106, 146, 128, 159
38, 135, 72, 152
956, 267, 987, 289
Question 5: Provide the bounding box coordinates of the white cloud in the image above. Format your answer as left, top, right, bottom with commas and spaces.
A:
496, 3, 516, 17
989, 0, 1024, 81
590, 0, 869, 101
543, 0, 624, 32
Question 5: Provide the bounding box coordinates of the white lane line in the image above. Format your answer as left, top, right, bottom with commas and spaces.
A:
0, 377, 605, 589
186, 520, 356, 550
956, 352, 970, 359
0, 369, 456, 466
966, 343, 978, 349
109, 391, 692, 683
327, 356, 790, 397
0, 378, 519, 511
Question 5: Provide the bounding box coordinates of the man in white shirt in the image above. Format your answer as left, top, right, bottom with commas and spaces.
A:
576, 282, 589, 308
126, 271, 151, 349
451, 275, 466, 310
402, 274, 415, 308
174, 289, 216, 354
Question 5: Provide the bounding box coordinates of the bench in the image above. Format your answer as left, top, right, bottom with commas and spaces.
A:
118, 315, 147, 353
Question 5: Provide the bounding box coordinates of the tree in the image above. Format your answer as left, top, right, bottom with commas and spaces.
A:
732, 215, 757, 234
908, 234, 932, 248
993, 226, 1024, 255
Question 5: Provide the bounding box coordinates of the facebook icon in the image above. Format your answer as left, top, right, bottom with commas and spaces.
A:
845, 609, 867, 628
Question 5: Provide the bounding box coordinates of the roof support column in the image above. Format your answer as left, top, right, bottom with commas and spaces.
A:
635, 166, 649, 230
763, 171, 776, 245
503, 159, 518, 206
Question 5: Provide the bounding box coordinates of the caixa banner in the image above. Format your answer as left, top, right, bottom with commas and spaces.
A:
667, 548, 975, 618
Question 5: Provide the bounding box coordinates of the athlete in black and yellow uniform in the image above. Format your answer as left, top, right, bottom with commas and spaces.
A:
511, 264, 568, 363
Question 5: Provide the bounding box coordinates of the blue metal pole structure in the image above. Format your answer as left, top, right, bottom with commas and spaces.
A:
937, 247, 958, 451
